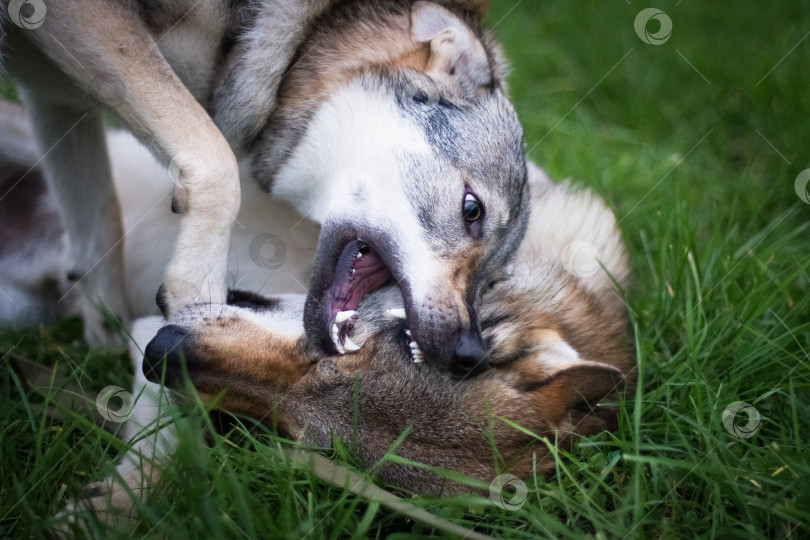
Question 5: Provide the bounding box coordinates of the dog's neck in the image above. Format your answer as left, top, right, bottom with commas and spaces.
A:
262, 0, 493, 142
271, 4, 430, 125
246, 0, 501, 195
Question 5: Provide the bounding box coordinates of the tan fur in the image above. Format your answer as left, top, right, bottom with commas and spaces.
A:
146, 165, 635, 495
42, 156, 631, 524
270, 1, 502, 145
185, 315, 311, 430
2, 0, 240, 341
60, 465, 163, 533
2, 0, 507, 360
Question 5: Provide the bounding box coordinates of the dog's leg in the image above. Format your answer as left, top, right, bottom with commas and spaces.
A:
56, 317, 178, 531
17, 91, 131, 347
17, 0, 239, 316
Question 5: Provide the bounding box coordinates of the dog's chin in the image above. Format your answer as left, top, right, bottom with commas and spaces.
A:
314, 238, 396, 355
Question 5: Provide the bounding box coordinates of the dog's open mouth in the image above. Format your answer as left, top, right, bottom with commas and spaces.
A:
323, 239, 394, 353
312, 237, 427, 363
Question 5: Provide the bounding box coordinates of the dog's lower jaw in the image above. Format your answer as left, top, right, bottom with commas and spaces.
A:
301, 223, 372, 348
305, 248, 489, 371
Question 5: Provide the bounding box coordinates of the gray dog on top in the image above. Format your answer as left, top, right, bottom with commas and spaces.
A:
1, 0, 528, 375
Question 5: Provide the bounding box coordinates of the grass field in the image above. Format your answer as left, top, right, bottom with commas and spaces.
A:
2, 1, 809, 538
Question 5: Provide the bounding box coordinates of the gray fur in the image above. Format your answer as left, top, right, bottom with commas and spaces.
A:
0, 0, 529, 367
149, 165, 634, 495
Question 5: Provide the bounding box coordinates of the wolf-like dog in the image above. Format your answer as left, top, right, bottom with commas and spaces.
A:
1, 109, 633, 525
142, 162, 633, 495
0, 0, 528, 373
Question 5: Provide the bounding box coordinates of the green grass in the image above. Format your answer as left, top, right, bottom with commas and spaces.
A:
2, 1, 809, 537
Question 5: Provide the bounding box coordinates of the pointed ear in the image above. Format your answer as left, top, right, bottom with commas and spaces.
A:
410, 1, 491, 87
534, 362, 627, 435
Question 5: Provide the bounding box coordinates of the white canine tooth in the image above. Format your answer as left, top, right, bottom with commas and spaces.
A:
331, 323, 345, 354
386, 308, 407, 319
404, 329, 412, 337
355, 252, 363, 259
343, 335, 361, 352
335, 310, 356, 324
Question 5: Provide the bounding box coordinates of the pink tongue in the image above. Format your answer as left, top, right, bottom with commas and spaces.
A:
342, 252, 392, 311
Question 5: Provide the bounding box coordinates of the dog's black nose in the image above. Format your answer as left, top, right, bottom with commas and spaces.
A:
143, 324, 188, 386
451, 329, 488, 376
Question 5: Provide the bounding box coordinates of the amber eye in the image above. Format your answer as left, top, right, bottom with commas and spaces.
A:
463, 193, 483, 222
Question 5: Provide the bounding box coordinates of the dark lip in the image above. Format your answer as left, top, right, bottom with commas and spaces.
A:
304, 224, 402, 354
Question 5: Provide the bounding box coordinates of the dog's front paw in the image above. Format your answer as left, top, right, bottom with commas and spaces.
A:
156, 276, 223, 318
159, 145, 239, 317
160, 254, 229, 317
52, 480, 137, 537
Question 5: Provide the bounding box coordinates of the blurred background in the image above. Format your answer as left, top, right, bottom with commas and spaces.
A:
485, 0, 807, 228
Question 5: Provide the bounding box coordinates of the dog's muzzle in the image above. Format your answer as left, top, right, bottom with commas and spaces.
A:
451, 327, 488, 376
143, 324, 194, 386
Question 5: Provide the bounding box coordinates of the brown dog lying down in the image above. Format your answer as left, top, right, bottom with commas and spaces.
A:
1, 105, 632, 516
142, 161, 634, 495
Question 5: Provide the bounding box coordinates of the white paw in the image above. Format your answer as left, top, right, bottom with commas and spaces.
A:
52, 481, 136, 537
